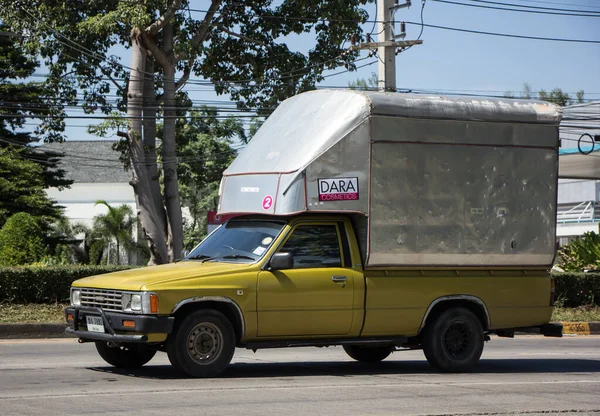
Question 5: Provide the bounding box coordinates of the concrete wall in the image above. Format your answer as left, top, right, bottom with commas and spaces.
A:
46, 183, 136, 228
558, 179, 597, 204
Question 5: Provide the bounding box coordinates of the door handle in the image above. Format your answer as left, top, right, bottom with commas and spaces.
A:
331, 275, 347, 283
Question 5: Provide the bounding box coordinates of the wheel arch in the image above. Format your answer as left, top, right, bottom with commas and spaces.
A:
171, 297, 245, 344
418, 295, 490, 334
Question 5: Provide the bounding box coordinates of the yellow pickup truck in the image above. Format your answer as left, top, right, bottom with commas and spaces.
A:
66, 90, 562, 377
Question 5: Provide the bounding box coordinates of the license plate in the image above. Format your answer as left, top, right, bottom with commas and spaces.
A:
86, 315, 105, 333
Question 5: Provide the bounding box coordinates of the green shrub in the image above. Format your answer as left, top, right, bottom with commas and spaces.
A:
0, 212, 48, 265
557, 232, 600, 272
0, 266, 597, 308
553, 272, 600, 307
0, 265, 137, 303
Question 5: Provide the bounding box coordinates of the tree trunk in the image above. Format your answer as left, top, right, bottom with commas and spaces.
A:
116, 239, 120, 265
161, 22, 184, 261
127, 30, 169, 265
142, 56, 167, 241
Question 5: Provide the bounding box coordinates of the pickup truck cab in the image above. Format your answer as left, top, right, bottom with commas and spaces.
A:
66, 90, 562, 377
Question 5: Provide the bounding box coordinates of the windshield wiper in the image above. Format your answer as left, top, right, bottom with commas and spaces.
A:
213, 254, 256, 261
190, 254, 255, 263
187, 254, 211, 261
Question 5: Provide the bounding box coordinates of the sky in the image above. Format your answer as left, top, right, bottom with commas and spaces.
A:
58, 0, 600, 142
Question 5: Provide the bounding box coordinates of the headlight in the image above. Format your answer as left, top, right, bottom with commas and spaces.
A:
131, 294, 142, 311
121, 292, 158, 314
71, 289, 81, 306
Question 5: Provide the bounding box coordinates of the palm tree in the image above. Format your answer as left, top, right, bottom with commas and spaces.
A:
93, 200, 136, 265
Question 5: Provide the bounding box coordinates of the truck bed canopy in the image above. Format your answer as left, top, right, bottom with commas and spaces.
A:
225, 90, 559, 177
219, 90, 561, 268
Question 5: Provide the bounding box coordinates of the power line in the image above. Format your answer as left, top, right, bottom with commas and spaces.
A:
1, 136, 247, 168
517, 0, 600, 11
404, 21, 600, 43
432, 0, 600, 16
18, 6, 367, 90
461, 0, 600, 14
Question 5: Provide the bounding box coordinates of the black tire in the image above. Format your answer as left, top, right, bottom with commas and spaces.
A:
95, 341, 156, 368
166, 309, 235, 378
422, 307, 484, 373
343, 345, 393, 363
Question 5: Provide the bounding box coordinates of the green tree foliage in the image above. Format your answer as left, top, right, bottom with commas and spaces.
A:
175, 107, 240, 248
558, 232, 600, 272
538, 88, 572, 106
522, 82, 533, 100
0, 212, 48, 265
46, 217, 90, 264
348, 72, 378, 90
0, 0, 373, 264
92, 200, 138, 265
513, 83, 584, 106
0, 147, 62, 228
0, 23, 72, 188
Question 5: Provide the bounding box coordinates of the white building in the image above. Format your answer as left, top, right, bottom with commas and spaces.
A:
557, 101, 600, 245
40, 140, 140, 264
41, 140, 136, 228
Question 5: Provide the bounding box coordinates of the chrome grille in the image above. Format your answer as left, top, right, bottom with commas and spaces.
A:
80, 288, 123, 312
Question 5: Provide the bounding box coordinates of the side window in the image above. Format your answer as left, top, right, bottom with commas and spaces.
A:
279, 225, 342, 268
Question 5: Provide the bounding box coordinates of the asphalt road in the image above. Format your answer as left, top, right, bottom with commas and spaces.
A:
0, 336, 599, 416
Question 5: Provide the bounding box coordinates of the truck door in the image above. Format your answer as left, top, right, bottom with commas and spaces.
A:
257, 222, 356, 337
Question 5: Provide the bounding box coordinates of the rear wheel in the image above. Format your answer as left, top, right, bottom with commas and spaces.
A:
167, 309, 235, 378
422, 307, 484, 373
95, 341, 156, 368
343, 345, 393, 363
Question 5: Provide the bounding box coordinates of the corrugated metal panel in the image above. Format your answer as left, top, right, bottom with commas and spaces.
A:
368, 142, 557, 267
363, 91, 561, 124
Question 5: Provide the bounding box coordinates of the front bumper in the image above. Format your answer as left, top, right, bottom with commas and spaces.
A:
65, 306, 174, 343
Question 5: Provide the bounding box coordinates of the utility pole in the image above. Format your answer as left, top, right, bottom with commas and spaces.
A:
352, 0, 422, 92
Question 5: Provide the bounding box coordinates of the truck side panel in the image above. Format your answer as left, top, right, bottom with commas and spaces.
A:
360, 269, 552, 337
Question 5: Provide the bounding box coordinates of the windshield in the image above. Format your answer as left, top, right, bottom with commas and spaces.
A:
186, 220, 285, 263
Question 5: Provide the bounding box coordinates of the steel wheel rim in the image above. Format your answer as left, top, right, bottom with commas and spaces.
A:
442, 321, 473, 360
187, 322, 223, 365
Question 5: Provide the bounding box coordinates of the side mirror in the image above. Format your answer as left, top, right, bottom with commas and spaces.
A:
269, 252, 294, 270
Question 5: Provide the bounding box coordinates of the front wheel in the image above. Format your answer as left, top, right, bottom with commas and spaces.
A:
95, 341, 156, 368
422, 307, 484, 373
343, 345, 393, 363
166, 309, 235, 378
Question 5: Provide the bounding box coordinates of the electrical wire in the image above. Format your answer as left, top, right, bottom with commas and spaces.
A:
0, 137, 247, 167
517, 0, 600, 11
404, 21, 600, 43
18, 6, 364, 90
397, 0, 427, 55
432, 0, 600, 16
461, 0, 600, 14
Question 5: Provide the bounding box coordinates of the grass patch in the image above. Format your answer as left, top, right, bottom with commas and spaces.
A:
552, 306, 600, 322
0, 303, 67, 324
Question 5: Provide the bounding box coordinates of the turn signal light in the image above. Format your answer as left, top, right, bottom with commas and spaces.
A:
122, 320, 135, 328
67, 313, 74, 322
149, 294, 159, 314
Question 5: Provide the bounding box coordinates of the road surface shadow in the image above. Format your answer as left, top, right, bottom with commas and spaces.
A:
88, 357, 600, 380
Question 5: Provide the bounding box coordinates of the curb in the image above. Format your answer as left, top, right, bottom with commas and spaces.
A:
0, 322, 599, 339
0, 324, 69, 339
560, 322, 600, 336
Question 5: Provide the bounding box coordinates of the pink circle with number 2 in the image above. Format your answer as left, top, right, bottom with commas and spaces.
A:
262, 195, 273, 210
